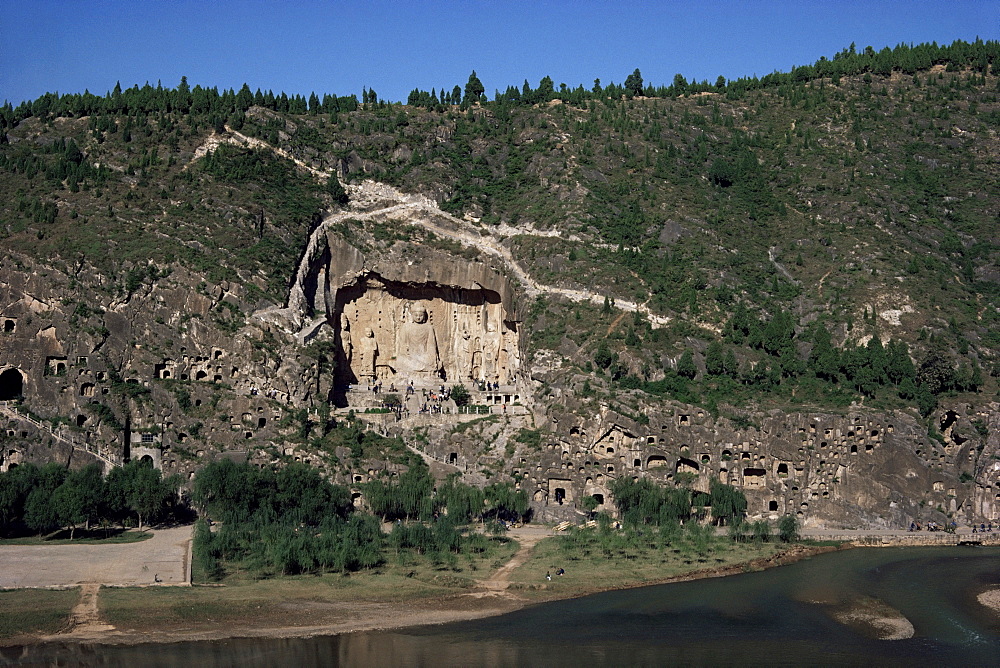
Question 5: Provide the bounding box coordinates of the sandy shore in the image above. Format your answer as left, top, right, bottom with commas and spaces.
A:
39, 597, 526, 647
977, 588, 1000, 615
833, 605, 915, 640
11, 542, 838, 648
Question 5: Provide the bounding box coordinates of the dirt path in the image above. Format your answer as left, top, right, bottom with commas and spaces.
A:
473, 526, 553, 597
606, 311, 627, 337
817, 269, 832, 297
279, 188, 672, 331
56, 584, 115, 639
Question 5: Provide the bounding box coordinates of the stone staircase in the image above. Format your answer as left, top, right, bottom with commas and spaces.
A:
0, 401, 121, 469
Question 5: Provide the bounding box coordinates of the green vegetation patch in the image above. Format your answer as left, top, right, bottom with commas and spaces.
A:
0, 588, 78, 639
511, 528, 783, 599
0, 529, 152, 545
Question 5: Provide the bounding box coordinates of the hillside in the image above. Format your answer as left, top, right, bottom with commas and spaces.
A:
0, 39, 998, 530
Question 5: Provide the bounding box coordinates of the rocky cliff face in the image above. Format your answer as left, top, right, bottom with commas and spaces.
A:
1, 181, 997, 530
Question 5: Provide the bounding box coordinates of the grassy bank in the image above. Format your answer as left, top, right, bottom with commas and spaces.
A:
1, 529, 830, 644
0, 588, 79, 639
102, 537, 519, 633
0, 529, 153, 546
102, 530, 797, 632
508, 527, 788, 599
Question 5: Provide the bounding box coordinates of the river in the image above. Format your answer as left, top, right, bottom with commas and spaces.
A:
4, 546, 998, 666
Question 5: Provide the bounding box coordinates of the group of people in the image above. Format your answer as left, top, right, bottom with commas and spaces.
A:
359, 382, 455, 416
909, 521, 954, 532
418, 387, 451, 414
366, 381, 396, 395
908, 520, 996, 533
477, 380, 502, 391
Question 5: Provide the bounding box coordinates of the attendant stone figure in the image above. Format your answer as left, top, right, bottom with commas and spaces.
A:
355, 327, 378, 381
499, 323, 520, 383
459, 327, 482, 381
340, 316, 353, 368
482, 321, 501, 383
471, 337, 483, 381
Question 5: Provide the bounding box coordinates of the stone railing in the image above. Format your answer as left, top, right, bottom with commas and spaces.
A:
801, 529, 1000, 547
0, 401, 121, 469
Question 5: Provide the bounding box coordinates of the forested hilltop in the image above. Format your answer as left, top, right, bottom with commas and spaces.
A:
0, 39, 998, 537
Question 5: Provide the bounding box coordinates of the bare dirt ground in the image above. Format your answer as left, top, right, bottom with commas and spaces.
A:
0, 525, 192, 589
60, 584, 115, 637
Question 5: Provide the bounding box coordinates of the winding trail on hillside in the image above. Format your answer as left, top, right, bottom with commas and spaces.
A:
283, 187, 672, 330
192, 130, 671, 330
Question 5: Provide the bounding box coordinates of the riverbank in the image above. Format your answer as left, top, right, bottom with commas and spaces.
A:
2, 530, 840, 649
978, 588, 1000, 614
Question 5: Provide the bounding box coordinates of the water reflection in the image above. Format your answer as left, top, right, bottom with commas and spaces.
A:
8, 547, 999, 667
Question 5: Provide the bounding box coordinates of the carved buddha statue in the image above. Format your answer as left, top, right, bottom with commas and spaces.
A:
396, 303, 441, 380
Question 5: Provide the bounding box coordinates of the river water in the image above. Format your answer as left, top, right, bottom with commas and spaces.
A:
5, 546, 999, 666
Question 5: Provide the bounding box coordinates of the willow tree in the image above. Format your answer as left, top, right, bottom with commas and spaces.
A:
709, 479, 747, 526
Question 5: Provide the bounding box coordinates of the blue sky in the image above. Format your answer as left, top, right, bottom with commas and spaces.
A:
2, 1, 997, 106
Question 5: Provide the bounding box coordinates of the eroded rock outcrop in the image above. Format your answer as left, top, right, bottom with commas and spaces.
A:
0, 183, 996, 531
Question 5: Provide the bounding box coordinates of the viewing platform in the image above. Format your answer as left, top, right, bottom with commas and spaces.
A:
335, 380, 528, 425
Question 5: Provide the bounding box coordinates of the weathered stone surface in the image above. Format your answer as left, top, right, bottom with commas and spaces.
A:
0, 200, 996, 532
285, 232, 527, 395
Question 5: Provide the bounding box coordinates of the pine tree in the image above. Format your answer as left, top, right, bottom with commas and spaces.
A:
723, 349, 739, 378
464, 71, 485, 104
625, 68, 644, 97
970, 362, 983, 392
866, 336, 888, 385
537, 76, 555, 100
809, 324, 840, 381
677, 350, 697, 379
886, 340, 916, 385
705, 341, 725, 376
326, 175, 348, 205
